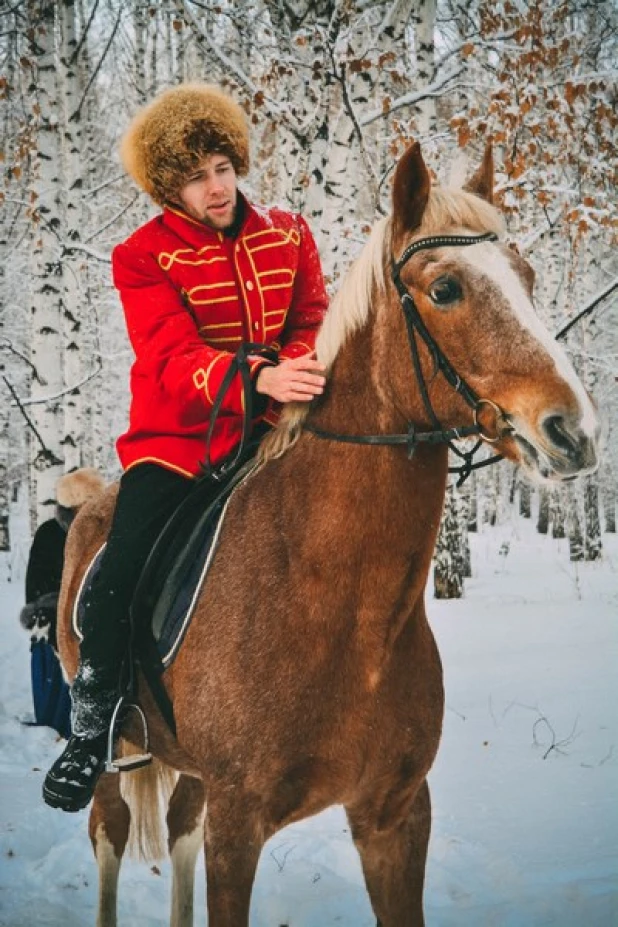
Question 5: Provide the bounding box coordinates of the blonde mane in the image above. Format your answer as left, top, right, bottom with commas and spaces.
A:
258, 185, 505, 463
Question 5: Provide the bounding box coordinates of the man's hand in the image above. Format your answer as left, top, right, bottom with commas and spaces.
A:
256, 353, 326, 403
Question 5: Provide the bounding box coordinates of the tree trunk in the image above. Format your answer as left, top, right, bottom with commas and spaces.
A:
519, 480, 531, 518
483, 465, 501, 527
412, 0, 437, 139
456, 482, 472, 577
603, 471, 616, 533
537, 488, 550, 534
584, 477, 602, 560
551, 488, 566, 539
133, 4, 148, 102
27, 0, 65, 527
567, 487, 584, 562
0, 418, 9, 551
59, 0, 85, 472
434, 485, 464, 599
467, 472, 478, 532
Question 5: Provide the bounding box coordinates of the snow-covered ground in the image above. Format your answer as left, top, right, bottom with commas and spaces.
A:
1, 511, 616, 926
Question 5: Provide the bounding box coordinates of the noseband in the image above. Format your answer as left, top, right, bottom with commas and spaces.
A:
304, 232, 513, 485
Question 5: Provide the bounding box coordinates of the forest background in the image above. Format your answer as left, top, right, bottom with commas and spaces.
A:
1, 0, 617, 592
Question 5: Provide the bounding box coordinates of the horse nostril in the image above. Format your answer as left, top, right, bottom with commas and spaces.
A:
542, 414, 579, 457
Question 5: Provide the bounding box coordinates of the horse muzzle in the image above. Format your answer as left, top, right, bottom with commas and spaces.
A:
512, 410, 600, 483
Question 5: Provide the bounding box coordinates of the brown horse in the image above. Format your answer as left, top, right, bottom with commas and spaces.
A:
56, 141, 599, 927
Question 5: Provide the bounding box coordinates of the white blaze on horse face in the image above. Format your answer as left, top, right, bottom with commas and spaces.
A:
461, 242, 598, 440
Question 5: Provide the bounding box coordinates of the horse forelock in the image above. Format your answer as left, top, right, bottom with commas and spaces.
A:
415, 186, 505, 241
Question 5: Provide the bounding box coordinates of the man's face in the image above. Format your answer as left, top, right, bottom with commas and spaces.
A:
177, 153, 238, 230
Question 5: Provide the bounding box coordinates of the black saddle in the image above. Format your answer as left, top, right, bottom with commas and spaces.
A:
74, 455, 258, 734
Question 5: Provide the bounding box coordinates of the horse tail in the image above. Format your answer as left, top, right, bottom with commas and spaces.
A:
119, 740, 178, 861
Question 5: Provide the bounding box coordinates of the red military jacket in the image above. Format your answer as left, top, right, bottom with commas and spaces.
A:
112, 195, 328, 477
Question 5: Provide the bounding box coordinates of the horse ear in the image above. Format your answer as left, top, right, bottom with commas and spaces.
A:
464, 143, 494, 204
392, 141, 431, 232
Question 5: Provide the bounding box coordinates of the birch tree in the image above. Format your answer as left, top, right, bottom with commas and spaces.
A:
27, 0, 66, 526
58, 0, 86, 472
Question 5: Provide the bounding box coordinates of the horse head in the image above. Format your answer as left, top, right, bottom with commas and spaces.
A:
386, 141, 600, 483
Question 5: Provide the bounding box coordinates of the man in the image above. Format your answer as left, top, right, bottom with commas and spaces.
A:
21, 469, 106, 738
43, 83, 328, 812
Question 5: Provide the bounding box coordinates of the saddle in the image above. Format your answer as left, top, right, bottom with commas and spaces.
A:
131, 456, 257, 730
73, 456, 258, 746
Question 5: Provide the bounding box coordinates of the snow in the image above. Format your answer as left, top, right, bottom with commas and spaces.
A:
1, 512, 617, 926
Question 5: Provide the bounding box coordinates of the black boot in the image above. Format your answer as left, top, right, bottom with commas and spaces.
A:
42, 731, 108, 812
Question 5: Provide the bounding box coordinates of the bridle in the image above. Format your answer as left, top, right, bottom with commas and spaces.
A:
304, 231, 514, 486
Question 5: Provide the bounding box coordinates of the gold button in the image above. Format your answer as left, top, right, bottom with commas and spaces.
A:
236, 244, 241, 252
246, 280, 254, 291
254, 321, 259, 330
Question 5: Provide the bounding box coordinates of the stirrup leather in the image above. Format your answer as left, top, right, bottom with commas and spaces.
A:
105, 699, 153, 773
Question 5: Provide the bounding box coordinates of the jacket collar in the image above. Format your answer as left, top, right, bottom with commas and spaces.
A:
162, 192, 259, 249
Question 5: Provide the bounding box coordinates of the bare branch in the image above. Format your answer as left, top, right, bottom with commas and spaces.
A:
72, 3, 122, 122
19, 362, 103, 406
61, 242, 111, 263
0, 338, 40, 381
83, 194, 140, 245
173, 0, 285, 121
68, 0, 101, 65
2, 376, 62, 467
555, 278, 618, 341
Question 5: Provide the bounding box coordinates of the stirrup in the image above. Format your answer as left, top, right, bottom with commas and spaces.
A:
105, 698, 152, 773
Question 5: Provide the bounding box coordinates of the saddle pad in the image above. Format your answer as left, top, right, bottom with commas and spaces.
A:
72, 463, 254, 669
151, 488, 234, 667
72, 544, 106, 641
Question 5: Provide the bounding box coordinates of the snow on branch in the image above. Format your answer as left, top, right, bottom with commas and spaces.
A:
360, 67, 466, 127
16, 362, 103, 407
517, 207, 565, 253
433, 31, 518, 75
83, 194, 140, 245
174, 0, 285, 122
62, 242, 111, 264
2, 376, 62, 468
0, 339, 39, 380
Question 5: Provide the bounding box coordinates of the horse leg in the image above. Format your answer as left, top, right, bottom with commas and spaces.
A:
204, 790, 266, 927
345, 779, 432, 927
89, 773, 130, 927
167, 774, 205, 927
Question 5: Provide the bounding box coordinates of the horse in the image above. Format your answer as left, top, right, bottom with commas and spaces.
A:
56, 140, 599, 927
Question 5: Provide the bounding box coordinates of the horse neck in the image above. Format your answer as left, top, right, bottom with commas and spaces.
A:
301, 322, 449, 625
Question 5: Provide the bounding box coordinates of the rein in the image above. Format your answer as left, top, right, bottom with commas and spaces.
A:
203, 342, 278, 481
304, 232, 513, 486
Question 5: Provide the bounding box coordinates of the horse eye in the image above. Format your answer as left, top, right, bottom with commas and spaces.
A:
428, 276, 462, 306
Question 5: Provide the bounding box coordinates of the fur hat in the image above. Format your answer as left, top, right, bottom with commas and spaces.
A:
120, 83, 250, 205
55, 468, 106, 510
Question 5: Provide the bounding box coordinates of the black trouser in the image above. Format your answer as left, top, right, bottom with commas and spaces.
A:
71, 463, 194, 737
